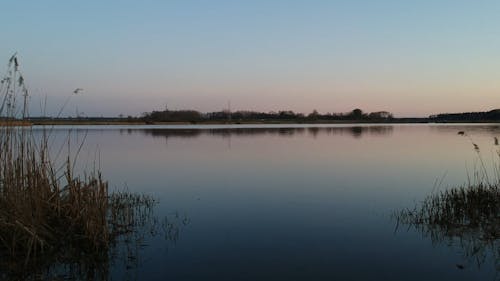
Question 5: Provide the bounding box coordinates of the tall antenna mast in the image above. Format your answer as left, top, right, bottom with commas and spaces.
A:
227, 100, 231, 124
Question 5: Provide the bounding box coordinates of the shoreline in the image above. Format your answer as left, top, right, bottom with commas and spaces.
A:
17, 119, 500, 126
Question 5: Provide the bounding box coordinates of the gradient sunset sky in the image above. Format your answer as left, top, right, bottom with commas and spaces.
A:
1, 1, 500, 117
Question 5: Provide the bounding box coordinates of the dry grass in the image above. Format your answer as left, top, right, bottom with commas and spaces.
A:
0, 53, 109, 257
0, 55, 165, 280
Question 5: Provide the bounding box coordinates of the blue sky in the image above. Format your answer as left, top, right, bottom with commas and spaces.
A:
1, 1, 500, 117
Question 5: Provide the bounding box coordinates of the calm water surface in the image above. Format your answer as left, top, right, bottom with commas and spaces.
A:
37, 124, 500, 280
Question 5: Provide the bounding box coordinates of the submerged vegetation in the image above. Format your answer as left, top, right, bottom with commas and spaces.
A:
395, 135, 500, 274
396, 184, 500, 268
0, 55, 185, 280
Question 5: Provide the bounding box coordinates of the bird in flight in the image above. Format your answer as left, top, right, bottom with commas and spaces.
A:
73, 88, 83, 94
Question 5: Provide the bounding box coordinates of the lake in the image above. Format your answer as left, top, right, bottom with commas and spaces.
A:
30, 124, 500, 280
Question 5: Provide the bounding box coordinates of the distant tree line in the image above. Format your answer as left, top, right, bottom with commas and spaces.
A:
142, 110, 202, 123
28, 108, 500, 124
430, 109, 500, 122
141, 108, 394, 123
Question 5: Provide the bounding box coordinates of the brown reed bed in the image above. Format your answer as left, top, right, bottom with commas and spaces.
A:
0, 55, 170, 280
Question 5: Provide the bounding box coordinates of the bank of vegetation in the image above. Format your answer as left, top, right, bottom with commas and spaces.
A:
141, 108, 396, 123
430, 109, 500, 122
25, 108, 400, 125
0, 55, 172, 280
26, 107, 500, 126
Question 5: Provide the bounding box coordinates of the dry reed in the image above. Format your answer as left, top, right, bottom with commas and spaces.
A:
0, 55, 163, 280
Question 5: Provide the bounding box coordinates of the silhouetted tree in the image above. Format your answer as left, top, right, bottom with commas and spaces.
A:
349, 108, 364, 120
307, 109, 319, 120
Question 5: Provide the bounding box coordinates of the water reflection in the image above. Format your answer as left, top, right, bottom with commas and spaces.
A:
394, 184, 500, 274
23, 124, 499, 280
429, 124, 500, 136
120, 126, 394, 140
0, 194, 188, 281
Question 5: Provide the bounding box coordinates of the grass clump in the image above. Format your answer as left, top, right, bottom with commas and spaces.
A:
0, 53, 109, 260
395, 136, 500, 273
397, 183, 500, 240
0, 55, 164, 280
396, 183, 500, 272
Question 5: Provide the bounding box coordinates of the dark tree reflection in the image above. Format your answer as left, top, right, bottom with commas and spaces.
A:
123, 126, 394, 140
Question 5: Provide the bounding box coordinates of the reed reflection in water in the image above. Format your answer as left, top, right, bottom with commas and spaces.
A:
395, 181, 500, 276
0, 193, 188, 281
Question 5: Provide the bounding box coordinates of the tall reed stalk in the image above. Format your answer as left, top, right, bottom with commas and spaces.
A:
0, 55, 164, 280
395, 136, 500, 273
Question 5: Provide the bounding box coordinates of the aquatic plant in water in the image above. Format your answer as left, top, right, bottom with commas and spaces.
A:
0, 54, 186, 280
395, 134, 500, 275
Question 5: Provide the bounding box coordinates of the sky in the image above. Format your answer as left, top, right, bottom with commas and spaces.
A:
1, 0, 500, 117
